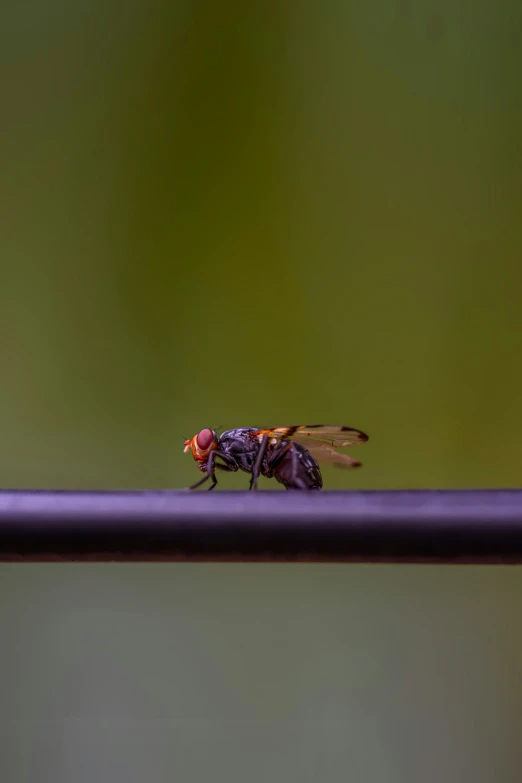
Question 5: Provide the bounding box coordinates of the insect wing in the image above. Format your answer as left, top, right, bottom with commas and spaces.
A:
255, 424, 368, 448
296, 441, 362, 468
253, 424, 368, 469
290, 424, 368, 448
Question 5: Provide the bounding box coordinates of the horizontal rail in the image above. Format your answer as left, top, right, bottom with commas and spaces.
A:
0, 489, 522, 562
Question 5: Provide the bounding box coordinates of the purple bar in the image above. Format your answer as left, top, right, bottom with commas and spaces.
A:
0, 489, 521, 563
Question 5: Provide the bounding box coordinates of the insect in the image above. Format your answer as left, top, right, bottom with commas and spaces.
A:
184, 424, 369, 491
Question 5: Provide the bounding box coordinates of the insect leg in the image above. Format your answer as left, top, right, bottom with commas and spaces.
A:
265, 442, 292, 475
189, 450, 238, 490
291, 447, 298, 481
189, 473, 212, 490
206, 472, 218, 491
290, 448, 308, 490
214, 451, 239, 472
249, 434, 269, 491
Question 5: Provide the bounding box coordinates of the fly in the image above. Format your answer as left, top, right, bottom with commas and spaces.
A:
183, 424, 369, 491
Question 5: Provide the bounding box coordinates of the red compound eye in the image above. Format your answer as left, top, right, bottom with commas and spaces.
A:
197, 428, 214, 450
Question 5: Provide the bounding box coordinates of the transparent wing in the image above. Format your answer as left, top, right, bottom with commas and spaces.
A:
255, 424, 368, 448
297, 440, 363, 468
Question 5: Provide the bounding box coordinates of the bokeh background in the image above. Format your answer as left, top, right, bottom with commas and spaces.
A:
1, 0, 522, 780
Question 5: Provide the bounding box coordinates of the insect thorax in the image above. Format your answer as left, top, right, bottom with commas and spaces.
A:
220, 427, 257, 441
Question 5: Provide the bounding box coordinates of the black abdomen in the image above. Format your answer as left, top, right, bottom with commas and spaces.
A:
265, 442, 323, 490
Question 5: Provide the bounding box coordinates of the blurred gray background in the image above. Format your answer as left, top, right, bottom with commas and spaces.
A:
1, 0, 522, 780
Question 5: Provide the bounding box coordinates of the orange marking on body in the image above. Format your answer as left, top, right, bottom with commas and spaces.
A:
183, 432, 217, 464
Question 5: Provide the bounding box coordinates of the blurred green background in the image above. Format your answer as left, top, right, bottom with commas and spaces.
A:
1, 0, 522, 780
